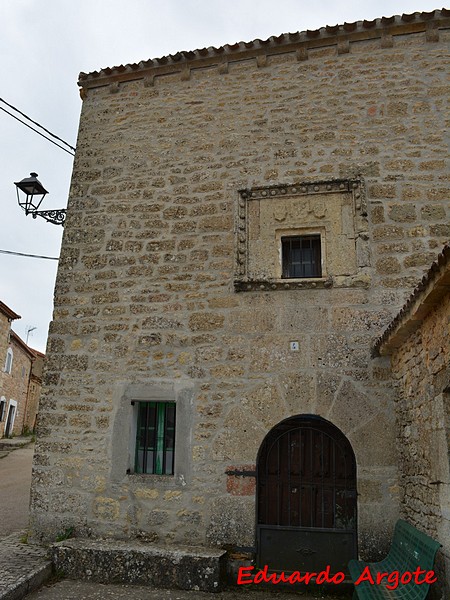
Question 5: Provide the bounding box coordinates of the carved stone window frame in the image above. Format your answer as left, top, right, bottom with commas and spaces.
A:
234, 178, 369, 292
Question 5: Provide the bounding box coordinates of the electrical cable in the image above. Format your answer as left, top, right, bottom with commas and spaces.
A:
0, 249, 59, 261
0, 97, 76, 152
0, 106, 75, 157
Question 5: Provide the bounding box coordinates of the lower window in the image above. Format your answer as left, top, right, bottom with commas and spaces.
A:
135, 401, 176, 475
0, 399, 6, 421
281, 235, 322, 278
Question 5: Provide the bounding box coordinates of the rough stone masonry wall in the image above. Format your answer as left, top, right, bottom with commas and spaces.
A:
392, 296, 450, 580
390, 293, 450, 595
31, 26, 450, 562
0, 313, 10, 366
0, 313, 11, 436
0, 313, 11, 389
24, 378, 41, 433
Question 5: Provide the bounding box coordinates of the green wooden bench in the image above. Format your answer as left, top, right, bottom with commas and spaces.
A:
348, 520, 441, 599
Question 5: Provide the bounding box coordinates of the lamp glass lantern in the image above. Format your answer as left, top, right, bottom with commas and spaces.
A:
14, 172, 49, 215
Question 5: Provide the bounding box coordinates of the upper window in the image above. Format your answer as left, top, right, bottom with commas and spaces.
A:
134, 401, 176, 475
4, 348, 13, 374
282, 235, 321, 279
234, 179, 369, 291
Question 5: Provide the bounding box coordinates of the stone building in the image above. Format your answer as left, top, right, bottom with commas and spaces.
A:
0, 301, 44, 437
30, 7, 449, 587
24, 349, 45, 434
375, 244, 450, 593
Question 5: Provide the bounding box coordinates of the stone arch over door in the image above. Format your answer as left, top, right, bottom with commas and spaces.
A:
256, 414, 357, 575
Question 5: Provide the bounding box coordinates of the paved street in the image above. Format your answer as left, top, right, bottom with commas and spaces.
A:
24, 580, 348, 599
0, 444, 350, 600
0, 443, 34, 537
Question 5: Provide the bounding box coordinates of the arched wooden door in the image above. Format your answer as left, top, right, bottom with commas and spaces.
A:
256, 415, 357, 575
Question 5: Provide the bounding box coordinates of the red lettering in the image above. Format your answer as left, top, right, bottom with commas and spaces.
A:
237, 566, 254, 585
274, 571, 289, 583
376, 571, 389, 584
302, 572, 317, 584
316, 565, 331, 584
239, 564, 437, 588
412, 567, 427, 584
253, 565, 269, 584
423, 570, 437, 585
355, 565, 375, 586
253, 570, 264, 584
386, 571, 400, 590
266, 569, 287, 584
287, 571, 318, 584
332, 571, 345, 584
288, 571, 302, 584
400, 571, 412, 584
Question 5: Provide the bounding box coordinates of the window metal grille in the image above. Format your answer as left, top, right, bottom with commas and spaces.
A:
281, 235, 321, 278
135, 402, 176, 475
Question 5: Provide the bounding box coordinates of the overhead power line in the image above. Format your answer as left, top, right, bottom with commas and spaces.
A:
0, 97, 76, 156
0, 249, 59, 261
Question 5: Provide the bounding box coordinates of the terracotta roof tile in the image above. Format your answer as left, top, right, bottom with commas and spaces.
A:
373, 244, 450, 356
343, 21, 358, 32
78, 9, 450, 87
0, 301, 20, 321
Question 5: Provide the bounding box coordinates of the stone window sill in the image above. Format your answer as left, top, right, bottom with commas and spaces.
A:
234, 277, 332, 292
126, 472, 187, 488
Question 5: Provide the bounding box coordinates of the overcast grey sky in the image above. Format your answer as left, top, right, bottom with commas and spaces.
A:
0, 0, 442, 352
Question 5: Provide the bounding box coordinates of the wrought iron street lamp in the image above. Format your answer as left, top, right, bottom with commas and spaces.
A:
14, 172, 66, 226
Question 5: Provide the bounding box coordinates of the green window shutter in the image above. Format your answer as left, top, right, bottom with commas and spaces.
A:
155, 403, 166, 475
134, 401, 176, 475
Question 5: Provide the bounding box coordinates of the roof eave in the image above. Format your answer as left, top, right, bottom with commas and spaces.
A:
374, 245, 450, 357
78, 10, 450, 90
10, 330, 37, 358
0, 301, 21, 322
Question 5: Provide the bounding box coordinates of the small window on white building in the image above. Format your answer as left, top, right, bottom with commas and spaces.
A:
4, 348, 13, 374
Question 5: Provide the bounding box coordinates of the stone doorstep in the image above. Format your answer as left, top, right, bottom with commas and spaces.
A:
52, 539, 227, 593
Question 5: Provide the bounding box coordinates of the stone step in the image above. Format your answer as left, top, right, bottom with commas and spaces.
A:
0, 533, 52, 600
0, 438, 32, 451
52, 539, 227, 593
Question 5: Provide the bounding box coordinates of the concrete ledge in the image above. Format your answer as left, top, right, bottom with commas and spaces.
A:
52, 539, 227, 592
